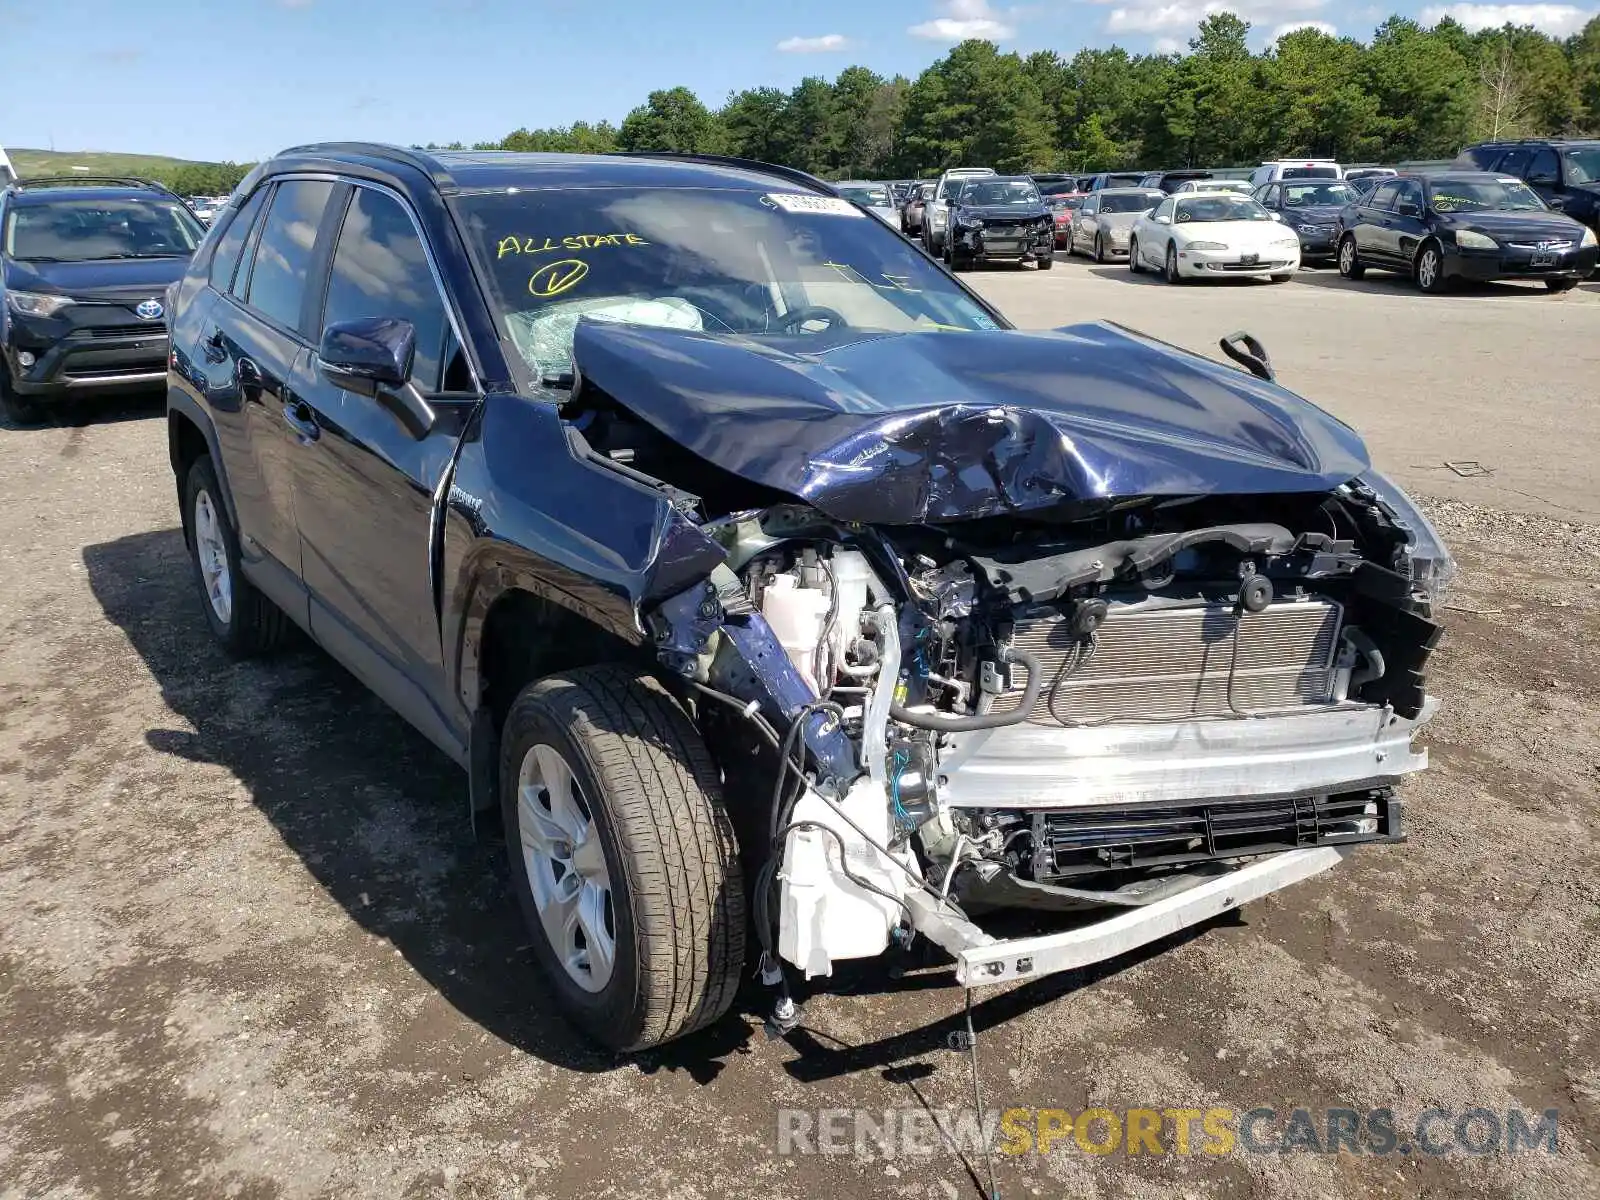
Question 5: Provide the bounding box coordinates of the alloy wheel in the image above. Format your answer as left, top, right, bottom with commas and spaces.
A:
517, 742, 616, 993
192, 489, 233, 625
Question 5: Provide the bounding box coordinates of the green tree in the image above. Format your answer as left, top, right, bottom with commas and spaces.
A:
721, 87, 790, 163
616, 87, 725, 154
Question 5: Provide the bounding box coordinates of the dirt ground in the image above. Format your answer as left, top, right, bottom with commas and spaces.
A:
1, 392, 1597, 1199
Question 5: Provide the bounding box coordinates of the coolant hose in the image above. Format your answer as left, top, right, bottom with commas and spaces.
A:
889, 645, 1042, 732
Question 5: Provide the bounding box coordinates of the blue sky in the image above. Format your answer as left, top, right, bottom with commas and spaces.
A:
1, 0, 1594, 162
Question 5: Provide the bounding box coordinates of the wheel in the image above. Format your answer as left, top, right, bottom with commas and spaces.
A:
183, 455, 289, 656
1128, 237, 1142, 273
1337, 235, 1365, 280
0, 368, 42, 426
1270, 273, 1293, 283
1545, 278, 1579, 293
1094, 235, 1106, 264
1037, 253, 1054, 271
500, 665, 746, 1052
1164, 243, 1182, 284
1415, 242, 1447, 293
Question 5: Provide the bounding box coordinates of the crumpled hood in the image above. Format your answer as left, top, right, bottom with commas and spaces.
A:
959, 205, 1048, 222
571, 319, 1371, 524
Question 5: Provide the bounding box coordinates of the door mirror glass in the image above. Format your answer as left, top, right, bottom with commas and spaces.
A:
1397, 201, 1420, 217
319, 317, 416, 397
1155, 214, 1171, 225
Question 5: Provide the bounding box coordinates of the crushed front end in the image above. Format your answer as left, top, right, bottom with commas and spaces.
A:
649, 482, 1445, 988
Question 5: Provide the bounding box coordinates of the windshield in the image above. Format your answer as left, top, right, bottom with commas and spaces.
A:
1561, 147, 1600, 184
1282, 183, 1354, 207
1099, 192, 1161, 214
1428, 179, 1546, 212
1176, 195, 1271, 223
1281, 166, 1339, 180
3, 196, 204, 262
957, 179, 1042, 207
455, 186, 1001, 379
837, 184, 891, 208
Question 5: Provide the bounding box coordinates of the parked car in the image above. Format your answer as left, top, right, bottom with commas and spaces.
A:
901, 181, 934, 235
1336, 171, 1598, 293
942, 175, 1055, 270
1039, 178, 1083, 197
1172, 178, 1253, 196
1, 176, 205, 423
1029, 173, 1073, 189
1138, 169, 1214, 194
166, 143, 1446, 1053
1251, 179, 1357, 263
923, 166, 995, 254
1343, 167, 1397, 186
1247, 160, 1343, 187
1454, 139, 1600, 236
1082, 171, 1147, 193
1130, 192, 1302, 283
833, 180, 900, 229
1047, 193, 1084, 248
1069, 187, 1165, 261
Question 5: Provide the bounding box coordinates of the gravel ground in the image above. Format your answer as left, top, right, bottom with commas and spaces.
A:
2, 290, 1598, 1198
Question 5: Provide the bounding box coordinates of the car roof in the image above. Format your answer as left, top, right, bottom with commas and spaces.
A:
1097, 187, 1164, 196
265, 144, 834, 198
7, 185, 181, 206
1419, 171, 1527, 185
1470, 138, 1600, 148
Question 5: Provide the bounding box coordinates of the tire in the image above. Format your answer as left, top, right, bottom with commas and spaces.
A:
183, 455, 289, 657
1094, 234, 1107, 264
1415, 242, 1447, 294
0, 368, 42, 426
1337, 235, 1365, 280
1164, 243, 1182, 284
1545, 278, 1579, 293
500, 665, 746, 1052
1128, 237, 1143, 273
1037, 253, 1054, 271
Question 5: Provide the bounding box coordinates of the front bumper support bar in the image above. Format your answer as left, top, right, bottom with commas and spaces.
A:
904, 846, 1348, 987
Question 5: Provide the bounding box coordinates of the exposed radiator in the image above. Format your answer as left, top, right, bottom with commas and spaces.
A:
991, 597, 1343, 726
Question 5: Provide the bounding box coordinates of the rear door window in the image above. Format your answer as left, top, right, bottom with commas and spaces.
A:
244, 179, 335, 335
1526, 147, 1559, 184
1495, 148, 1531, 178
208, 188, 267, 292
321, 186, 453, 393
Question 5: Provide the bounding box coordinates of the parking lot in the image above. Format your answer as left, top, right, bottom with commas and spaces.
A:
2, 264, 1598, 1199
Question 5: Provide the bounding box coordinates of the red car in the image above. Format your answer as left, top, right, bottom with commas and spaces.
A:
1049, 193, 1086, 249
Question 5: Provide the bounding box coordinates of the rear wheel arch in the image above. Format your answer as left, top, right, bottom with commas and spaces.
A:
168, 401, 238, 536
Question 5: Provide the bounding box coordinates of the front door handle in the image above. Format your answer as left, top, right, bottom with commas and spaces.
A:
282, 398, 320, 443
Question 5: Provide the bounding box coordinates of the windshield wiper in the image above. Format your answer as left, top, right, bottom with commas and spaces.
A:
96, 252, 187, 260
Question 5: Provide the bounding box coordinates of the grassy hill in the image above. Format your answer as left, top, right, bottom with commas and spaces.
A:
7, 148, 215, 180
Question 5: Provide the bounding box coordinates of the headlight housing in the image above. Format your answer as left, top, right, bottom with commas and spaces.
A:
962, 217, 984, 230
1581, 226, 1597, 247
1295, 223, 1321, 233
1185, 240, 1228, 251
1356, 471, 1456, 610
1455, 229, 1498, 250
5, 290, 75, 318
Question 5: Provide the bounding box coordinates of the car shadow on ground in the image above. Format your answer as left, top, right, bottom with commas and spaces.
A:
0, 389, 163, 433
1291, 269, 1566, 299
82, 525, 1236, 1085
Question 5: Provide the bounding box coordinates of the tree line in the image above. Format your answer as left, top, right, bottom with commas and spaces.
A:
449, 13, 1600, 177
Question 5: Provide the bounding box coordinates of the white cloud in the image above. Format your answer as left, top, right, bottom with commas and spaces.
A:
776, 33, 852, 51
909, 0, 1018, 40
1419, 3, 1596, 34
1272, 17, 1337, 34
1095, 0, 1335, 44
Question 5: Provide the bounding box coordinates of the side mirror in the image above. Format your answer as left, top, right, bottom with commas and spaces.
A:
318, 317, 435, 439
1155, 214, 1171, 225
1397, 201, 1420, 217
1270, 212, 1286, 222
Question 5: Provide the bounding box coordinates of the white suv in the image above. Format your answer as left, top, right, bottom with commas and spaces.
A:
923, 167, 995, 254
1248, 160, 1344, 187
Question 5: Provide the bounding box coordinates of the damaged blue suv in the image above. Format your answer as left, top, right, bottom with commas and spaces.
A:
167, 144, 1448, 1052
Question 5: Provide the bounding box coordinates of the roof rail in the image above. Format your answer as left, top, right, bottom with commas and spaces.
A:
11, 175, 179, 197
273, 141, 453, 186
609, 151, 834, 195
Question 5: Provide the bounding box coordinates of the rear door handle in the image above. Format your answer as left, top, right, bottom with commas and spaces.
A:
282, 398, 320, 443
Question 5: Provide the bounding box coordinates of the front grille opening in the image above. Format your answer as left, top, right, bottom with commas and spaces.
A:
1033, 789, 1399, 881
992, 597, 1342, 725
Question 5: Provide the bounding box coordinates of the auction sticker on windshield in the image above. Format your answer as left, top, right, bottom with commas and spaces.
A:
764, 193, 865, 217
